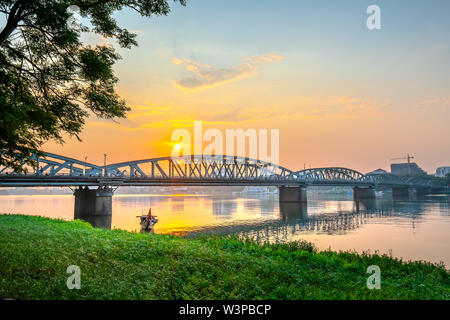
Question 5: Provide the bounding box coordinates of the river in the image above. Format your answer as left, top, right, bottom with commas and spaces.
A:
1, 187, 449, 267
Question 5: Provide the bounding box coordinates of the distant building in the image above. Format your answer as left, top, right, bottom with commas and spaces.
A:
390, 162, 426, 176
367, 168, 388, 175
435, 166, 450, 177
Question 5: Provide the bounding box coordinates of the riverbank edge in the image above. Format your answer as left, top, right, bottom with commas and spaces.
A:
0, 214, 448, 299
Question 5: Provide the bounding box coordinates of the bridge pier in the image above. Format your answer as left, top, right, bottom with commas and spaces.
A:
353, 187, 376, 201
279, 186, 307, 203
415, 187, 433, 197
74, 186, 113, 228
392, 187, 415, 200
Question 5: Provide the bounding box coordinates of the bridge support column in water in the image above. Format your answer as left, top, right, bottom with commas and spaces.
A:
407, 187, 442, 200
415, 187, 434, 197
353, 187, 376, 201
73, 186, 113, 228
392, 187, 417, 200
279, 186, 307, 203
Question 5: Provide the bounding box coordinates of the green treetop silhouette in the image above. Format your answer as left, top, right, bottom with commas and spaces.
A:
0, 0, 186, 171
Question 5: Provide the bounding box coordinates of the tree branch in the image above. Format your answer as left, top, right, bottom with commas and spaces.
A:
0, 0, 26, 45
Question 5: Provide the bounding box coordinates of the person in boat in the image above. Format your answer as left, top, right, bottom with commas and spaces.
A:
147, 208, 153, 221
141, 208, 157, 227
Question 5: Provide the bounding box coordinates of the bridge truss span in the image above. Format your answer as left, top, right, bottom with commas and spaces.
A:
292, 167, 369, 185
105, 155, 296, 182
0, 152, 103, 177
0, 152, 447, 189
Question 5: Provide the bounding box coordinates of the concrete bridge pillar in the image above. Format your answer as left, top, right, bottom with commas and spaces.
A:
353, 187, 376, 201
415, 187, 433, 197
74, 186, 113, 225
392, 187, 416, 200
279, 186, 307, 203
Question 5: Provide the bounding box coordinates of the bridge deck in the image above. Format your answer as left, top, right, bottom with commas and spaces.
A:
0, 175, 378, 187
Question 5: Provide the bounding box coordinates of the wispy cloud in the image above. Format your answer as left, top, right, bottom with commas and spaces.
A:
413, 96, 450, 109
198, 96, 391, 124
172, 54, 283, 91
85, 95, 391, 134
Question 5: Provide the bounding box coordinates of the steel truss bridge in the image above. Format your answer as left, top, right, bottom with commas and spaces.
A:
0, 152, 445, 189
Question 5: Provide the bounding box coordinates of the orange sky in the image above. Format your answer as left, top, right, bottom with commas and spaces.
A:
44, 1, 450, 174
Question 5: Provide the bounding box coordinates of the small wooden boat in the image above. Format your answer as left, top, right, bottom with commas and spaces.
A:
137, 214, 158, 232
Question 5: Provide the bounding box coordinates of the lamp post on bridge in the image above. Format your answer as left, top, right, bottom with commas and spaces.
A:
104, 154, 107, 177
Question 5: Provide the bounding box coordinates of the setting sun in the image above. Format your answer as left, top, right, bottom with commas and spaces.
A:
173, 143, 182, 153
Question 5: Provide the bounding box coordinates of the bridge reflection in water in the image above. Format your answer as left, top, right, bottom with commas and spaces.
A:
70, 192, 436, 243
178, 197, 431, 243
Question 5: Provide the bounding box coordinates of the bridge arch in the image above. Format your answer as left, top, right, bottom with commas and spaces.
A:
0, 152, 103, 176
364, 173, 405, 186
105, 154, 297, 181
291, 167, 367, 184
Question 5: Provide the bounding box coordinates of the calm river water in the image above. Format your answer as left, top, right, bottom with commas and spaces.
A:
1, 187, 450, 266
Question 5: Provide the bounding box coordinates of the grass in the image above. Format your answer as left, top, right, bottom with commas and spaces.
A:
0, 214, 448, 300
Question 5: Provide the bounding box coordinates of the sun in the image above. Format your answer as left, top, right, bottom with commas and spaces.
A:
173, 143, 181, 152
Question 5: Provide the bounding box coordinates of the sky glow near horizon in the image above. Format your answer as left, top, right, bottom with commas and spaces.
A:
44, 0, 450, 173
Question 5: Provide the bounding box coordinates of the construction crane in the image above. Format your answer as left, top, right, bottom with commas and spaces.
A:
391, 153, 414, 164
390, 153, 415, 175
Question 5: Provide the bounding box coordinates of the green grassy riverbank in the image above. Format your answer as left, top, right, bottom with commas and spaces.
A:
0, 214, 448, 299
